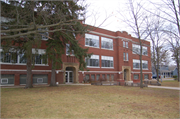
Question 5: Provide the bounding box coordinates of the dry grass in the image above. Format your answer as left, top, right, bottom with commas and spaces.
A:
161, 80, 180, 87
1, 85, 179, 118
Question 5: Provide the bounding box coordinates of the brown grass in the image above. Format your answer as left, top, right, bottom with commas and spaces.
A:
1, 85, 179, 118
161, 80, 180, 87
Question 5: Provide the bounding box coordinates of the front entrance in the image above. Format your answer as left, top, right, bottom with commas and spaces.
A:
65, 71, 73, 83
122, 66, 131, 81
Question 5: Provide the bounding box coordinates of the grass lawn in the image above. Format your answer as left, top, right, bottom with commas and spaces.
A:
161, 80, 180, 87
1, 85, 179, 118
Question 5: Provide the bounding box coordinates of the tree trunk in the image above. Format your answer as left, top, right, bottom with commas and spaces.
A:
50, 59, 57, 86
25, 46, 33, 88
140, 45, 143, 88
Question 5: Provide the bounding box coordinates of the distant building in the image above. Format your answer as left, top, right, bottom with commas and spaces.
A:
152, 65, 178, 78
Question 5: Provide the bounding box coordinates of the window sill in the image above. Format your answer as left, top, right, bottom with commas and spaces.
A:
101, 48, 113, 51
85, 45, 100, 49
66, 54, 75, 56
0, 62, 49, 66
101, 67, 114, 69
133, 68, 149, 70
87, 66, 100, 68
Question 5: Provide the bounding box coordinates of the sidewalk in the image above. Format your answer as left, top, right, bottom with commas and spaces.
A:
148, 85, 180, 90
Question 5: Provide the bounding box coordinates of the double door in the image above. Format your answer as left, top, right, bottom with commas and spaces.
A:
65, 71, 73, 83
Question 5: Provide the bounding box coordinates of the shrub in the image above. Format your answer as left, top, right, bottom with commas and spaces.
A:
173, 76, 177, 80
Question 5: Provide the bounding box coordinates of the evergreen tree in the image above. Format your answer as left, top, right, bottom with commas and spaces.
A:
1, 0, 91, 88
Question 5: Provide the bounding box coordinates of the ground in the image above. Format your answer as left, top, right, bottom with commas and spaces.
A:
1, 85, 179, 118
161, 80, 180, 87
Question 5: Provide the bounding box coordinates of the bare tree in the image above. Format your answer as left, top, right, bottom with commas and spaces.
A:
118, 0, 151, 88
144, 0, 180, 81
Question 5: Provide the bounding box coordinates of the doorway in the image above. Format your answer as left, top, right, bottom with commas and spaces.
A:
65, 71, 73, 83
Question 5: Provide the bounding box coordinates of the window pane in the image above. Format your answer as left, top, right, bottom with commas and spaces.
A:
107, 74, 110, 81
126, 53, 128, 61
111, 74, 114, 81
19, 53, 27, 63
86, 55, 99, 67
101, 56, 113, 68
134, 74, 139, 80
85, 34, 99, 48
123, 41, 125, 47
126, 42, 128, 48
123, 53, 126, 60
102, 74, 105, 79
144, 74, 149, 79
101, 37, 113, 50
91, 74, 95, 80
96, 74, 100, 81
85, 74, 89, 80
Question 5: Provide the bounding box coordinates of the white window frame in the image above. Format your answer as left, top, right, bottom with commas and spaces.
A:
101, 37, 113, 50
0, 48, 48, 66
133, 59, 148, 70
123, 41, 126, 47
1, 78, 8, 84
126, 53, 128, 61
101, 56, 114, 68
66, 44, 74, 56
86, 55, 100, 68
123, 53, 126, 61
132, 44, 148, 56
37, 78, 43, 83
38, 26, 49, 41
85, 34, 99, 48
126, 42, 128, 48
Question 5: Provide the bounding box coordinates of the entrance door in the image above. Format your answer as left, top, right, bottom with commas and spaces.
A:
124, 69, 127, 81
65, 71, 73, 83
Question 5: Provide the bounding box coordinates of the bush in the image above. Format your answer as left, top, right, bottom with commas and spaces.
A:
173, 76, 177, 80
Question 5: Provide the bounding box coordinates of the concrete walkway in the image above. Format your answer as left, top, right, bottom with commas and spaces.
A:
148, 85, 180, 90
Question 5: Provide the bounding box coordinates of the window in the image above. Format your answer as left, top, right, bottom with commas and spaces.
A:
133, 59, 148, 69
111, 74, 114, 81
1, 78, 8, 84
132, 44, 147, 56
1, 52, 17, 63
96, 74, 100, 81
86, 55, 99, 67
101, 37, 113, 50
123, 41, 128, 48
142, 60, 148, 69
1, 74, 14, 85
85, 34, 99, 48
66, 44, 74, 55
91, 74, 95, 81
33, 74, 48, 84
126, 53, 128, 61
123, 53, 126, 61
32, 54, 47, 64
107, 74, 110, 81
123, 53, 128, 61
38, 27, 49, 40
19, 53, 27, 63
102, 74, 105, 80
0, 49, 47, 65
144, 74, 149, 79
132, 44, 140, 54
142, 47, 148, 56
134, 74, 139, 80
123, 41, 126, 47
20, 75, 26, 84
101, 56, 113, 68
85, 74, 90, 80
126, 42, 128, 48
